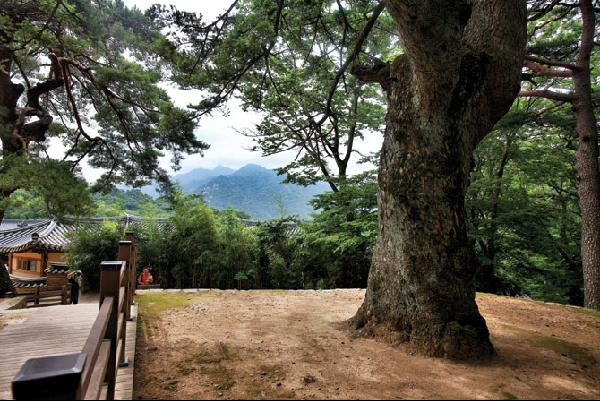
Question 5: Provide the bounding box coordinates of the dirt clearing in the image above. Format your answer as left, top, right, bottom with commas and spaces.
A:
133, 290, 600, 400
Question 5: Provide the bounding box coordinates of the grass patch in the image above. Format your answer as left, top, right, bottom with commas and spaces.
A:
173, 343, 238, 392
576, 307, 600, 319
504, 324, 595, 365
135, 293, 214, 320
244, 364, 294, 399
257, 364, 287, 381
190, 352, 224, 365
476, 292, 497, 298
492, 383, 518, 400
162, 380, 178, 391
184, 342, 237, 365
501, 391, 518, 400
218, 342, 234, 361
527, 332, 593, 364
302, 336, 326, 353
175, 362, 196, 376
136, 293, 216, 339
201, 365, 236, 391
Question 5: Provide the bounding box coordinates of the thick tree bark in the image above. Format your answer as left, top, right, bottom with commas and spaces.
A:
0, 48, 24, 154
574, 0, 600, 310
0, 48, 20, 226
352, 0, 527, 359
0, 42, 64, 226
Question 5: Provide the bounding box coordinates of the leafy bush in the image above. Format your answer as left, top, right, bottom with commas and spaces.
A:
135, 220, 171, 288
66, 223, 121, 292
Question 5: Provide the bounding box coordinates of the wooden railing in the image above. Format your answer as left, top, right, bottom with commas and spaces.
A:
11, 234, 137, 400
26, 284, 72, 306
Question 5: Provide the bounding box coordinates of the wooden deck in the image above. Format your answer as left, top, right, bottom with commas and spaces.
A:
0, 303, 138, 400
116, 305, 138, 400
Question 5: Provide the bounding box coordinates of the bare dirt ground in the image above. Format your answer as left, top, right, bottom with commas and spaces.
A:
133, 290, 600, 400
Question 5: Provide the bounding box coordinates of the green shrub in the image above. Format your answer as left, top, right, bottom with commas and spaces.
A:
66, 222, 121, 292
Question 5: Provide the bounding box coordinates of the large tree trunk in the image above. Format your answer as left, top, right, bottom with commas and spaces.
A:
0, 48, 24, 154
352, 0, 527, 359
0, 48, 20, 226
574, 0, 600, 311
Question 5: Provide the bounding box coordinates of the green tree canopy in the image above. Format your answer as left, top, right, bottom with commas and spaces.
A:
0, 0, 208, 221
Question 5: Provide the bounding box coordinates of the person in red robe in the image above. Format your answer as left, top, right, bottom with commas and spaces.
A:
138, 268, 154, 285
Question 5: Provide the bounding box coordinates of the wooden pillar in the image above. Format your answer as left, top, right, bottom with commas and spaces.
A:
117, 241, 131, 366
124, 232, 137, 310
41, 251, 48, 277
118, 241, 132, 321
100, 261, 122, 401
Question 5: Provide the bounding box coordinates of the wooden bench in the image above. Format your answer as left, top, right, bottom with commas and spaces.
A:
137, 284, 161, 290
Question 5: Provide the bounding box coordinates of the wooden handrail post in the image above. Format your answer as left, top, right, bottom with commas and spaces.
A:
117, 241, 132, 367
125, 231, 137, 310
118, 240, 132, 321
12, 353, 87, 400
100, 261, 123, 401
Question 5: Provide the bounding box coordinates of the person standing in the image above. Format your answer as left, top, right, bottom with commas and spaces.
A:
68, 270, 82, 305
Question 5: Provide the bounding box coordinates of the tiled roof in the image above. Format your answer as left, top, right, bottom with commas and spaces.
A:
0, 220, 79, 253
46, 263, 70, 274
0, 219, 46, 231
0, 215, 298, 254
0, 215, 172, 254
9, 275, 47, 289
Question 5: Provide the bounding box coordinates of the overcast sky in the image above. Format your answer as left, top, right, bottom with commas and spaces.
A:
60, 1, 382, 181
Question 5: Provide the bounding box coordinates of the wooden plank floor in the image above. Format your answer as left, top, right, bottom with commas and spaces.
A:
0, 303, 139, 400
115, 305, 138, 401
0, 304, 99, 399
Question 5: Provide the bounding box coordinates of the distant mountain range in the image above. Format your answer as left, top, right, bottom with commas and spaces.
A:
134, 164, 329, 220
136, 165, 235, 198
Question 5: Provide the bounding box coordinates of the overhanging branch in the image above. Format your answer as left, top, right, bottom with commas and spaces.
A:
524, 59, 573, 78
351, 58, 391, 89
524, 55, 579, 71
519, 89, 576, 102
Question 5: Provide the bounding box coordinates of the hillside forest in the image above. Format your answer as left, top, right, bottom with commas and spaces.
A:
62, 120, 589, 307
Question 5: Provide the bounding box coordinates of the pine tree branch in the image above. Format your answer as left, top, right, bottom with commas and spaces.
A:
528, 0, 563, 21
524, 59, 573, 78
524, 55, 579, 70
319, 1, 385, 124
519, 89, 576, 102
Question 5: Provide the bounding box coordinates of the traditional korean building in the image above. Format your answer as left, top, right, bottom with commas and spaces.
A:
0, 220, 75, 278
0, 216, 171, 285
